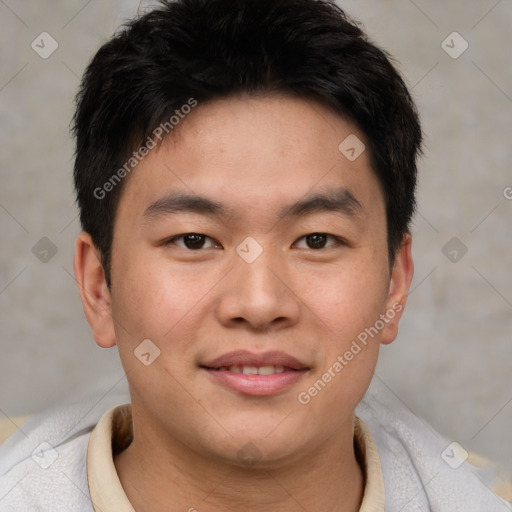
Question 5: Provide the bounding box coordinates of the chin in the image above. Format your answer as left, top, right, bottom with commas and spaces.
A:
203, 422, 310, 469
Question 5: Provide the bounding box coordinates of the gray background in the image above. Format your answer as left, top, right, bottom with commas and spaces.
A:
1, 0, 511, 469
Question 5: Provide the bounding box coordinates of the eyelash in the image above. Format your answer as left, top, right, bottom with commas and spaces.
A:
163, 233, 346, 250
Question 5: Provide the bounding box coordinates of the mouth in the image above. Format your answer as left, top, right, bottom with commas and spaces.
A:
200, 351, 310, 396
208, 365, 289, 375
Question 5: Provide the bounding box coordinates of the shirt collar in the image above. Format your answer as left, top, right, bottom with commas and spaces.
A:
87, 404, 385, 511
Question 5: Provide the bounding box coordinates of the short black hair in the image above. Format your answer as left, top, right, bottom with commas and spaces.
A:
73, 0, 422, 286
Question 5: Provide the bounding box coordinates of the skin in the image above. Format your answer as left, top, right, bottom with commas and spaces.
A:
74, 94, 414, 512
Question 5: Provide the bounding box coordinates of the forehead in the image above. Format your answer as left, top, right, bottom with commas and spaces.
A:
116, 95, 384, 225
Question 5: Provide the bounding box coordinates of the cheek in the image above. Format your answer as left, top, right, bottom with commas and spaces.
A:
298, 257, 390, 338
110, 256, 171, 349
110, 253, 218, 347
296, 319, 381, 429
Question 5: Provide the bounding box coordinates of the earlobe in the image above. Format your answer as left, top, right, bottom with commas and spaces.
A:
381, 233, 414, 345
73, 232, 117, 348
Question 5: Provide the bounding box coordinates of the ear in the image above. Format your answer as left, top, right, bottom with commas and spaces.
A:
73, 232, 116, 348
381, 233, 414, 345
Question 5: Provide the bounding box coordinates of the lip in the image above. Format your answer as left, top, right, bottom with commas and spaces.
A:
202, 350, 308, 370
200, 350, 310, 397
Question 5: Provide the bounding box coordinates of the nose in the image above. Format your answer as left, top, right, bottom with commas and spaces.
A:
214, 244, 301, 332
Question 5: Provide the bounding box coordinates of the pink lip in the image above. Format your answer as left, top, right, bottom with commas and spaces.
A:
202, 350, 308, 370
200, 350, 309, 396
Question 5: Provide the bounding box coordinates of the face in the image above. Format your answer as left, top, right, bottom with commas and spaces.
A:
76, 95, 412, 468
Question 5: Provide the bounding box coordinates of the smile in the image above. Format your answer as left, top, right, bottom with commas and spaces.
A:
213, 365, 286, 375
200, 351, 309, 396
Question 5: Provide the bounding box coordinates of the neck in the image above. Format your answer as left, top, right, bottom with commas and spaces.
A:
114, 413, 364, 512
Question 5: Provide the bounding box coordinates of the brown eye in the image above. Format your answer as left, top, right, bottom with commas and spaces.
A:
166, 233, 220, 250
183, 234, 207, 249
294, 233, 340, 250
305, 233, 327, 249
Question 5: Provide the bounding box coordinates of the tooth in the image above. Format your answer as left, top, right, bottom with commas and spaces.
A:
242, 366, 258, 375
258, 366, 275, 375
275, 366, 285, 374
229, 366, 242, 373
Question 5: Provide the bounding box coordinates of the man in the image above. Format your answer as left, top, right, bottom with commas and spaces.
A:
0, 0, 510, 510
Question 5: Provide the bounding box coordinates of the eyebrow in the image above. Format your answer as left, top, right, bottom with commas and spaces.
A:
277, 188, 362, 220
143, 193, 233, 220
142, 187, 362, 222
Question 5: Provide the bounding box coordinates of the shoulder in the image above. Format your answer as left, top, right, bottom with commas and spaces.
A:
0, 392, 128, 511
357, 390, 512, 511
0, 431, 93, 511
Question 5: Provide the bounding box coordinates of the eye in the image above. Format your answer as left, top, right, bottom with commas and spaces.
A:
165, 233, 221, 250
294, 233, 343, 250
